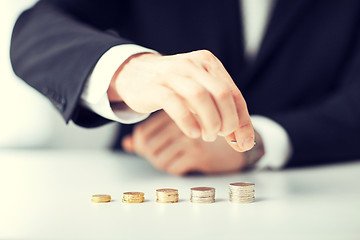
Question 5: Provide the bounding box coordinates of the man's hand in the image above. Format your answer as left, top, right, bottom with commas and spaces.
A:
122, 111, 264, 176
108, 50, 255, 152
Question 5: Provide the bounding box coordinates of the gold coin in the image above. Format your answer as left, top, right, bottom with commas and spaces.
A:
156, 188, 178, 195
190, 187, 215, 203
156, 188, 178, 192
190, 197, 215, 203
123, 192, 144, 196
123, 195, 144, 199
122, 192, 144, 203
229, 182, 255, 203
156, 188, 179, 203
122, 198, 144, 203
191, 187, 215, 195
191, 187, 215, 192
156, 199, 178, 203
91, 194, 111, 203
230, 198, 255, 203
229, 182, 255, 187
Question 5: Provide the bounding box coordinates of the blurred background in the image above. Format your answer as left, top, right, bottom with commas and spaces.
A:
0, 0, 118, 149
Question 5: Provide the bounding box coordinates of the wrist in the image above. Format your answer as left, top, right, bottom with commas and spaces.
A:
107, 52, 158, 102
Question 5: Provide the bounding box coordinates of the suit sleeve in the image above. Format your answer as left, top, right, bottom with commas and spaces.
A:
270, 31, 360, 167
10, 0, 131, 127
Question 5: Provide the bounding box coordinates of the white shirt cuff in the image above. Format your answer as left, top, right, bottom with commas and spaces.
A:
251, 115, 293, 170
80, 44, 157, 124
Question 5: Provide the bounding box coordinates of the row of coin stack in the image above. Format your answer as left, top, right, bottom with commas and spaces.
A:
91, 182, 255, 204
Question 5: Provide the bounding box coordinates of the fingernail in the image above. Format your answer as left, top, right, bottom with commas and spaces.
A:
208, 135, 217, 142
218, 131, 226, 137
190, 128, 201, 138
203, 135, 217, 142
243, 137, 255, 150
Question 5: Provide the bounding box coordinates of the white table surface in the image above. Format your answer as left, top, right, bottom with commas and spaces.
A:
0, 150, 359, 240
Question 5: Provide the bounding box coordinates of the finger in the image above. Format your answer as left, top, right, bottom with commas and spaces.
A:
184, 50, 254, 151
153, 135, 187, 170
134, 111, 171, 144
225, 133, 244, 152
190, 50, 239, 91
122, 135, 134, 152
146, 121, 183, 157
165, 152, 197, 176
133, 126, 146, 155
234, 93, 255, 151
164, 76, 221, 142
210, 58, 255, 152
191, 71, 239, 137
183, 50, 240, 136
154, 86, 201, 139
225, 101, 255, 153
209, 61, 254, 144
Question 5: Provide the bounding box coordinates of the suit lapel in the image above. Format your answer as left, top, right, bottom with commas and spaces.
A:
246, 0, 313, 82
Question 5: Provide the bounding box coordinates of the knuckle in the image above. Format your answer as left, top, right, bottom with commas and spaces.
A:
239, 121, 252, 130
235, 94, 247, 108
176, 108, 193, 122
208, 118, 221, 133
183, 57, 195, 67
222, 118, 239, 134
189, 87, 207, 99
215, 88, 231, 101
227, 120, 239, 132
179, 111, 193, 127
198, 49, 214, 59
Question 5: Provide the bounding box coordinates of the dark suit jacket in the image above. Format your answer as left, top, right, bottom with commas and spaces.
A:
10, 0, 360, 167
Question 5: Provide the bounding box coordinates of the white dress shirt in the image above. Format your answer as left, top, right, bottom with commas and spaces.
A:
80, 0, 292, 169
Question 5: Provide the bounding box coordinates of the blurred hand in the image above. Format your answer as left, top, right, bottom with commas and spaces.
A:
108, 50, 255, 152
122, 111, 264, 176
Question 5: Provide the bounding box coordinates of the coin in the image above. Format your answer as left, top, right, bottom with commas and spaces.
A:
91, 194, 111, 203
156, 188, 179, 203
229, 182, 255, 203
190, 187, 215, 203
122, 192, 144, 203
190, 197, 215, 203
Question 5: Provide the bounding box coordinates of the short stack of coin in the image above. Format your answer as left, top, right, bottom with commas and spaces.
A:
156, 188, 179, 203
190, 187, 215, 203
122, 192, 145, 203
91, 194, 111, 203
229, 182, 255, 203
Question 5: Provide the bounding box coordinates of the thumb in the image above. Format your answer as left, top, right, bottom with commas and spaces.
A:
225, 133, 241, 152
122, 135, 135, 152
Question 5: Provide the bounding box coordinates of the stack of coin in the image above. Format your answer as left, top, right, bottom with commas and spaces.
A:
229, 182, 255, 203
122, 192, 145, 203
91, 194, 111, 203
190, 187, 215, 203
156, 188, 179, 203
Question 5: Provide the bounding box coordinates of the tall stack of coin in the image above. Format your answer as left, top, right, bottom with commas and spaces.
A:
122, 192, 145, 203
190, 187, 215, 203
156, 188, 179, 203
229, 182, 255, 203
